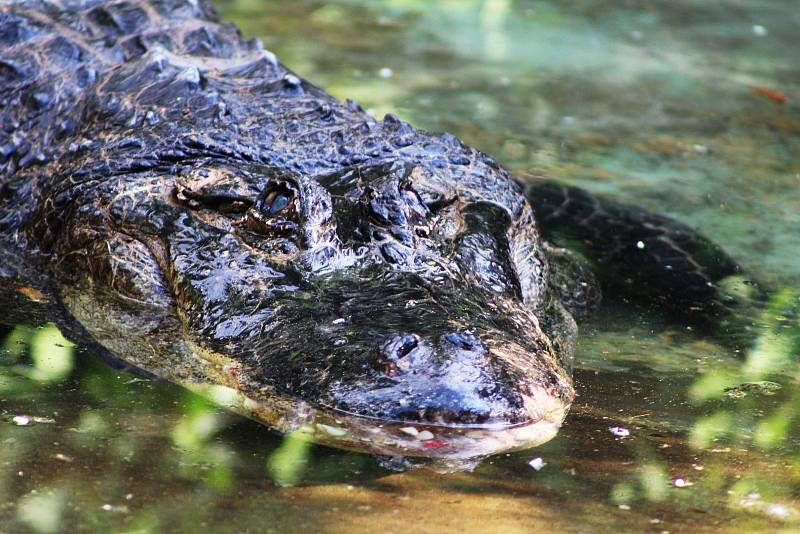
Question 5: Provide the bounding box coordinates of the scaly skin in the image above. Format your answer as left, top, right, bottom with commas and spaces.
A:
0, 1, 744, 466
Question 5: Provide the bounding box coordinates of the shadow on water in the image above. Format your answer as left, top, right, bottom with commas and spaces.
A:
1, 0, 799, 532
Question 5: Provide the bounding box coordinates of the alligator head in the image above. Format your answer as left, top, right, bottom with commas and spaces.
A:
18, 41, 580, 463
48, 150, 577, 462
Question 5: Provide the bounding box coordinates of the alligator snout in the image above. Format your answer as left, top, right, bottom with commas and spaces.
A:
317, 309, 574, 434
234, 271, 573, 457
368, 331, 510, 426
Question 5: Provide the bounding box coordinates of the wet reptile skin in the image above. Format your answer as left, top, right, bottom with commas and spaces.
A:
0, 0, 745, 464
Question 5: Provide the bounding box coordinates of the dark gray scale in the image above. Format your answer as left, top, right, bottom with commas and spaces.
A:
43, 35, 85, 64
0, 9, 44, 47
182, 25, 241, 58
0, 48, 39, 88
116, 30, 176, 60
85, 1, 152, 41
148, 0, 215, 20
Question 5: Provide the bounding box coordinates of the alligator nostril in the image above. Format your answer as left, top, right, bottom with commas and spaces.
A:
444, 332, 477, 350
377, 334, 420, 377
381, 334, 419, 361
396, 335, 418, 359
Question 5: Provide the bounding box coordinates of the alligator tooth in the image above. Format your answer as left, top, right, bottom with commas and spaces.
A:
417, 430, 434, 441
12, 415, 31, 426
317, 424, 347, 437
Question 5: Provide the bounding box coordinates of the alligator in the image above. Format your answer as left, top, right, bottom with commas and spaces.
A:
0, 0, 754, 468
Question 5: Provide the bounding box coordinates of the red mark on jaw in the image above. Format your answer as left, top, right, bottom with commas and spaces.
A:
225, 365, 241, 385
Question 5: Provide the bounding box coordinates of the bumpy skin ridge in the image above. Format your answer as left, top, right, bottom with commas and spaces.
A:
0, 0, 532, 248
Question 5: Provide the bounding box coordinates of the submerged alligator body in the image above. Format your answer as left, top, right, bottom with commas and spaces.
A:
0, 0, 747, 467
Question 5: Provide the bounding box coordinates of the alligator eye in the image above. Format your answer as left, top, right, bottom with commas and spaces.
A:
243, 182, 299, 236
263, 189, 291, 215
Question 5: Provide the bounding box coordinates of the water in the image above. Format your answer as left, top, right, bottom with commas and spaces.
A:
2, 0, 799, 531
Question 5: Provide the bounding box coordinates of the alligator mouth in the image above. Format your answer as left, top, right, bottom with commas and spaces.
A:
312, 401, 571, 460
184, 379, 572, 461
188, 324, 574, 460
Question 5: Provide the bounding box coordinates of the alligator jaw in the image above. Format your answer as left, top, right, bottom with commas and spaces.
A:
184, 378, 572, 463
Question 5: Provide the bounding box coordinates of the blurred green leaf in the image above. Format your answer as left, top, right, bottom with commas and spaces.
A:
1, 325, 34, 362
266, 429, 314, 487
689, 411, 732, 450
23, 325, 74, 382
638, 463, 668, 502
16, 491, 65, 534
754, 406, 793, 450
688, 369, 738, 404
610, 481, 635, 505
172, 411, 227, 450
743, 289, 800, 380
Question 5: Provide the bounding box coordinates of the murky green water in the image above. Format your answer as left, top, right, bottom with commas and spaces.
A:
2, 1, 799, 532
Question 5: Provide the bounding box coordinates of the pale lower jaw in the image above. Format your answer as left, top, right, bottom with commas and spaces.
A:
185, 381, 571, 462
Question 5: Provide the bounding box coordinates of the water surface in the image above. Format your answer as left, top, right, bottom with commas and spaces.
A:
2, 1, 799, 532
